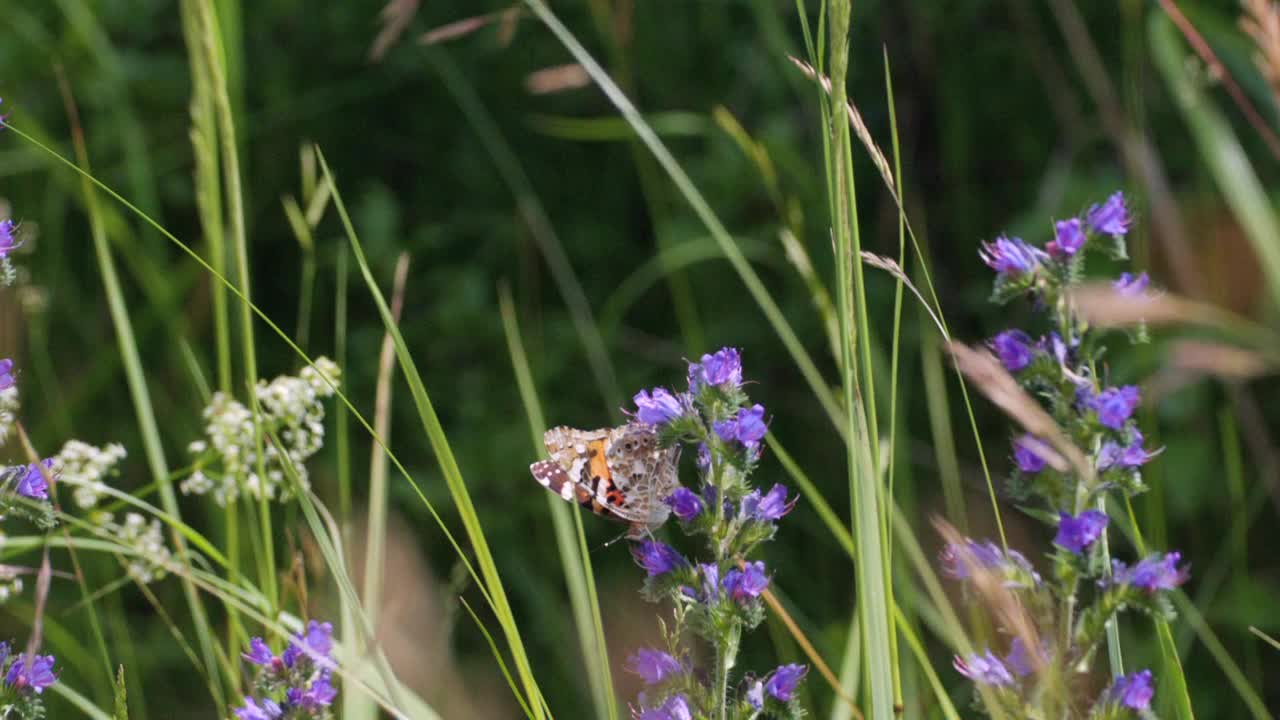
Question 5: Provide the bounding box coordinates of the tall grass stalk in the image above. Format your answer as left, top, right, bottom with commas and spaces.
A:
320, 149, 549, 718
499, 285, 618, 720
50, 82, 230, 715
192, 0, 279, 612
826, 0, 897, 715
360, 252, 409, 653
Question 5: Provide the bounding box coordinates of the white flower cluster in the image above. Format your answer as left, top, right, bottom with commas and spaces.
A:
53, 440, 127, 510
180, 357, 341, 506
0, 565, 22, 603
0, 387, 18, 447
97, 512, 172, 584
53, 440, 173, 584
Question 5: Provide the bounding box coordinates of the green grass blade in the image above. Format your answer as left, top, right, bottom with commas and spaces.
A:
500, 284, 618, 720
319, 149, 548, 719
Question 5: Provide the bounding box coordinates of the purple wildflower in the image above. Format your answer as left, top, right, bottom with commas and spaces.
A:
1089, 385, 1140, 430
1087, 192, 1131, 236
1003, 638, 1041, 677
1098, 429, 1160, 471
991, 330, 1035, 372
688, 347, 742, 391
695, 443, 711, 473
941, 538, 1041, 586
741, 484, 794, 522
1113, 271, 1150, 296
721, 561, 769, 602
0, 220, 15, 257
632, 541, 686, 577
941, 539, 1003, 580
1040, 332, 1071, 366
632, 388, 686, 426
746, 680, 765, 709
242, 637, 275, 666
15, 459, 53, 501
764, 664, 808, 702
1012, 434, 1048, 474
637, 694, 692, 720
980, 235, 1047, 276
698, 563, 720, 601
664, 487, 703, 522
1054, 510, 1108, 553
297, 672, 338, 709
713, 404, 767, 449
234, 697, 283, 720
1109, 669, 1155, 711
1112, 552, 1189, 593
5, 654, 56, 695
626, 648, 683, 685
0, 359, 14, 391
282, 620, 334, 668
953, 651, 1015, 687
1048, 218, 1086, 258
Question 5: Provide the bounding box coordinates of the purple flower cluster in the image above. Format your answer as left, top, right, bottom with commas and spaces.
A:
0, 219, 16, 257
632, 541, 687, 577
721, 561, 769, 602
626, 648, 683, 685
1047, 218, 1086, 258
236, 620, 338, 719
713, 404, 767, 450
1087, 192, 1132, 237
636, 694, 692, 720
1086, 385, 1141, 430
746, 663, 808, 709
623, 347, 806, 717
0, 359, 14, 391
1098, 429, 1159, 471
940, 538, 1041, 587
15, 459, 53, 501
1109, 552, 1189, 594
1108, 669, 1155, 711
991, 330, 1035, 373
0, 643, 56, 696
1054, 510, 1108, 554
740, 484, 794, 522
956, 192, 1189, 715
632, 388, 686, 426
980, 235, 1047, 277
1012, 434, 1050, 474
687, 347, 742, 391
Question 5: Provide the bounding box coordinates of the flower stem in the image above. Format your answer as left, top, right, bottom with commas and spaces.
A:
714, 622, 742, 720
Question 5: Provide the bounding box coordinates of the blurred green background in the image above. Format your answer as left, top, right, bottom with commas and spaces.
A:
1, 0, 1279, 717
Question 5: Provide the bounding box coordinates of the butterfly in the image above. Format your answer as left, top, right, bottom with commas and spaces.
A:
529, 422, 680, 539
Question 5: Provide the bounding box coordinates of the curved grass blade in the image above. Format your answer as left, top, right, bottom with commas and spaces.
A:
319, 149, 548, 719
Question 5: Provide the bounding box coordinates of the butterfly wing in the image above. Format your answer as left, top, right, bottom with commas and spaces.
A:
532, 426, 622, 520
603, 423, 680, 530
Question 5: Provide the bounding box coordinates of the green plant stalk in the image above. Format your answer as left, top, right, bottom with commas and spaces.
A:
828, 0, 896, 715
194, 0, 277, 610
54, 83, 228, 710
499, 286, 617, 720
714, 623, 742, 720
321, 149, 548, 719
361, 253, 409, 709
881, 49, 906, 709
